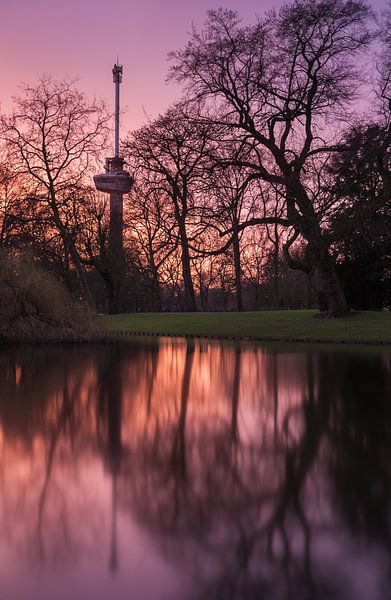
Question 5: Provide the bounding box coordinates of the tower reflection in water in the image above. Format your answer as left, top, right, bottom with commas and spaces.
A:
98, 347, 123, 574
0, 339, 390, 600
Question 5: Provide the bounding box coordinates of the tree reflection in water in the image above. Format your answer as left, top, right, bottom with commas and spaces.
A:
0, 340, 390, 600
122, 343, 391, 600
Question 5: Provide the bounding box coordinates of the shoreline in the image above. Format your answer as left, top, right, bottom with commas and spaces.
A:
98, 310, 391, 346
99, 329, 391, 346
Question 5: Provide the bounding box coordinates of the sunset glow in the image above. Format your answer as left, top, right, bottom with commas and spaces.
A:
0, 0, 385, 132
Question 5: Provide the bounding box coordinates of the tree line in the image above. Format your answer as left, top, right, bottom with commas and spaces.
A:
0, 0, 390, 316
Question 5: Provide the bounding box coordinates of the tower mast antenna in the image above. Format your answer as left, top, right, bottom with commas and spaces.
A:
112, 63, 122, 159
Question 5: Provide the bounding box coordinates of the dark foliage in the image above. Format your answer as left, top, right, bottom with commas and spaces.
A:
0, 250, 93, 342
328, 124, 391, 309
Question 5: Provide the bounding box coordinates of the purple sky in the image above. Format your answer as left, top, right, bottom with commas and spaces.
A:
0, 0, 388, 135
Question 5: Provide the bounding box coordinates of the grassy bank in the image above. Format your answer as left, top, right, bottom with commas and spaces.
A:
99, 310, 391, 344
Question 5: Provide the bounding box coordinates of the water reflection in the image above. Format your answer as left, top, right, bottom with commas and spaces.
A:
0, 340, 390, 600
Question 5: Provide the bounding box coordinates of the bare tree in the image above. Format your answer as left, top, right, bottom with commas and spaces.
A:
169, 0, 374, 316
125, 182, 179, 311
200, 160, 258, 311
0, 76, 110, 304
125, 102, 213, 312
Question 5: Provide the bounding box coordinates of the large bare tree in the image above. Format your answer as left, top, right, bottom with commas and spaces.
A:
125, 102, 213, 312
125, 182, 179, 311
169, 0, 374, 316
0, 76, 110, 304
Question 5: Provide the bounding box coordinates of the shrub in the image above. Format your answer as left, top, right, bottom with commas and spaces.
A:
0, 250, 93, 342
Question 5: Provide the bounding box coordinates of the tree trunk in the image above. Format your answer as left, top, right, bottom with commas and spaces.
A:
179, 222, 197, 312
310, 256, 348, 317
232, 226, 244, 312
64, 232, 93, 308
151, 268, 162, 312
148, 244, 162, 312
285, 236, 348, 317
285, 183, 348, 317
303, 217, 348, 316
106, 278, 121, 315
48, 195, 94, 308
272, 221, 280, 309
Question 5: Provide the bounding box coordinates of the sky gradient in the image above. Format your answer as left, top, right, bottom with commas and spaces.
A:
0, 0, 388, 136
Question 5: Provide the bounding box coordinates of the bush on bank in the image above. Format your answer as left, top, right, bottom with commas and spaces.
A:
0, 250, 93, 343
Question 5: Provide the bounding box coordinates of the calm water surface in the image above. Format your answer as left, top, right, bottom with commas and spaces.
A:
0, 338, 390, 600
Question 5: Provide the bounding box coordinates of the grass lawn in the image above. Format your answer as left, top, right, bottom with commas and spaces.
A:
98, 310, 391, 344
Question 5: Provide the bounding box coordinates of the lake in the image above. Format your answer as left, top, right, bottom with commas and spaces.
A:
0, 338, 390, 600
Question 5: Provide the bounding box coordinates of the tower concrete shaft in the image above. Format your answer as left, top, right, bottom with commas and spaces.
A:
94, 64, 134, 313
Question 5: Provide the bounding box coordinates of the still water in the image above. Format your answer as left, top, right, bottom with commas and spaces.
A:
0, 338, 390, 600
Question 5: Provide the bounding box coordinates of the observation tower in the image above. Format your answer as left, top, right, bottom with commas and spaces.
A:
94, 64, 134, 312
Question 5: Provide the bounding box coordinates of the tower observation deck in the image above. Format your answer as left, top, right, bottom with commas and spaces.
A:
94, 64, 134, 313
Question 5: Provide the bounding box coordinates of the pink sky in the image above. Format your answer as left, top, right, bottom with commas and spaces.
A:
0, 0, 387, 135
